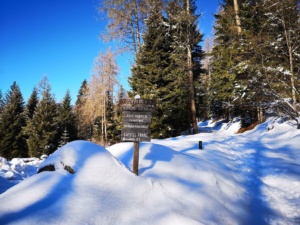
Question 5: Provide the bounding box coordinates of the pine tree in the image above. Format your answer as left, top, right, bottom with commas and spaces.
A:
258, 0, 300, 126
26, 87, 39, 120
209, 0, 262, 125
58, 127, 69, 147
26, 81, 58, 156
0, 82, 27, 159
0, 90, 3, 153
115, 85, 126, 139
75, 79, 92, 140
106, 90, 119, 144
209, 1, 241, 119
167, 0, 204, 134
57, 90, 78, 145
0, 90, 4, 115
130, 3, 180, 138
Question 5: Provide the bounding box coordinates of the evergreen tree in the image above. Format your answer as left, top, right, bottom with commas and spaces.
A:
258, 0, 300, 126
209, 0, 241, 119
167, 0, 204, 134
209, 0, 263, 125
0, 90, 3, 153
26, 82, 58, 156
75, 79, 92, 140
0, 90, 4, 114
130, 0, 204, 137
0, 82, 27, 159
57, 90, 78, 145
59, 127, 69, 147
130, 3, 180, 138
209, 0, 299, 127
26, 87, 39, 120
115, 85, 126, 140
106, 90, 119, 144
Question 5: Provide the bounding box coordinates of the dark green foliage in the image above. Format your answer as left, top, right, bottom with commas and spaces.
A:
106, 91, 119, 144
0, 90, 4, 114
0, 82, 27, 159
209, 0, 300, 126
57, 90, 78, 145
75, 79, 92, 140
130, 4, 179, 137
75, 79, 87, 106
130, 0, 204, 137
26, 85, 58, 157
26, 87, 39, 120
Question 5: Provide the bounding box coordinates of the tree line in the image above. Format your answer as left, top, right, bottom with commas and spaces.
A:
1, 0, 299, 159
0, 50, 123, 159
206, 0, 300, 128
100, 0, 299, 133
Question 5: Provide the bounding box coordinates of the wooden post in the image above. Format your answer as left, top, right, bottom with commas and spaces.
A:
199, 141, 203, 150
133, 141, 140, 175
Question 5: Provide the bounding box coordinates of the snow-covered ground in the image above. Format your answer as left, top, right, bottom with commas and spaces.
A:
0, 118, 300, 225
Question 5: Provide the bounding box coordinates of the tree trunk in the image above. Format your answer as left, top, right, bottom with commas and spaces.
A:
233, 0, 242, 33
280, 3, 297, 111
257, 106, 264, 124
186, 0, 198, 134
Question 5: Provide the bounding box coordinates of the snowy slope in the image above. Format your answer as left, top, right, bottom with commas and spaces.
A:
0, 118, 300, 225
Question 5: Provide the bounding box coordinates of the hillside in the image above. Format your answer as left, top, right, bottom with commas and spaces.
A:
0, 118, 300, 225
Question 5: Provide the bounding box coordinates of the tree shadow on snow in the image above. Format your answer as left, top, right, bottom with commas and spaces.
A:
231, 134, 300, 224
139, 144, 176, 174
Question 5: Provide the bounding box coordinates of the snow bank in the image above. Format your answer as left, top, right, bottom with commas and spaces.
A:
0, 157, 42, 194
0, 118, 299, 225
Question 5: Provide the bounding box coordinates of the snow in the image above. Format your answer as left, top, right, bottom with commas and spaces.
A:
0, 118, 300, 224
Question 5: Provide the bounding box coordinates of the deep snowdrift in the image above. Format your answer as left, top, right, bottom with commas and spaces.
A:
0, 118, 300, 225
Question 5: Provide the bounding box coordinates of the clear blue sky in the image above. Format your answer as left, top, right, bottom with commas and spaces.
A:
0, 0, 219, 104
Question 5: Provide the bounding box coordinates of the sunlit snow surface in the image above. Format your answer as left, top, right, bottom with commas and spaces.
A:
0, 118, 300, 225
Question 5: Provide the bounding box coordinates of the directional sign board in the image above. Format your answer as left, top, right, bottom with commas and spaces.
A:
120, 98, 155, 142
122, 111, 152, 124
119, 99, 156, 113
121, 129, 151, 142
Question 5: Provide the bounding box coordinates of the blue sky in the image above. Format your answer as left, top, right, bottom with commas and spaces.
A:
0, 0, 219, 104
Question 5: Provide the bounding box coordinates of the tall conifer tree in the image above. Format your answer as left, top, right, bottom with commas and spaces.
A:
0, 90, 4, 114
130, 2, 181, 137
167, 0, 204, 134
57, 90, 78, 145
0, 82, 27, 159
26, 87, 39, 120
75, 79, 92, 140
26, 81, 58, 156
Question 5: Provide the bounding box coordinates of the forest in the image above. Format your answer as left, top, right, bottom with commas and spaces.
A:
0, 0, 299, 159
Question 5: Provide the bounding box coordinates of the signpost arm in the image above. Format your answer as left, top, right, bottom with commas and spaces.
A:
133, 141, 139, 175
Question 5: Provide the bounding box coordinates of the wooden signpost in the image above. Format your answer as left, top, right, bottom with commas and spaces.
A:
120, 98, 156, 175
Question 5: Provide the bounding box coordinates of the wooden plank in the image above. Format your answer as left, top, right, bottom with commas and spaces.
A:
121, 130, 151, 142
119, 98, 156, 112
122, 111, 152, 124
120, 105, 156, 112
119, 99, 156, 105
123, 123, 149, 129
122, 127, 150, 134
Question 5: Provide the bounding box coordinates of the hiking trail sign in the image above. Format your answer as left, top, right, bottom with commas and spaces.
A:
120, 98, 156, 142
119, 98, 156, 176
